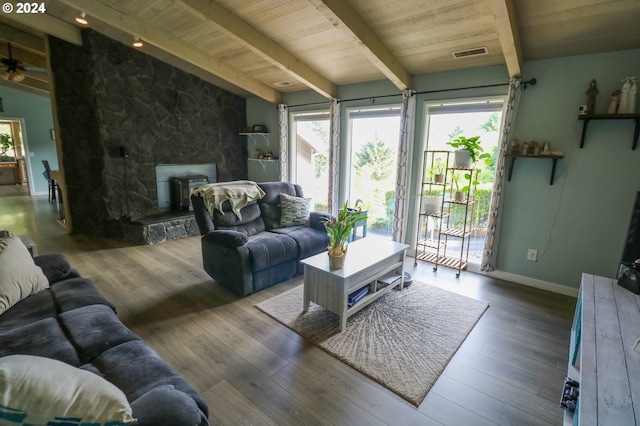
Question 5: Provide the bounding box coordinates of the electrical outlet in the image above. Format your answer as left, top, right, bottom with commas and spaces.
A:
527, 249, 538, 261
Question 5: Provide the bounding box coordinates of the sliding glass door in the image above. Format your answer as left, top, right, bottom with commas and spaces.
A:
347, 106, 401, 239
422, 98, 504, 265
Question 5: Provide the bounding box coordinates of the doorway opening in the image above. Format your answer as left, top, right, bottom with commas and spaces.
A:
0, 119, 29, 188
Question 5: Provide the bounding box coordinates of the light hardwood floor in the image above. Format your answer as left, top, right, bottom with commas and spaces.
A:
1, 185, 576, 425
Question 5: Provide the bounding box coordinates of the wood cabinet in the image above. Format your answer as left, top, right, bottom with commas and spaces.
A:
565, 273, 640, 425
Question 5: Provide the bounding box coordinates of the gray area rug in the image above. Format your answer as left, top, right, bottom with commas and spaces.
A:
256, 281, 489, 406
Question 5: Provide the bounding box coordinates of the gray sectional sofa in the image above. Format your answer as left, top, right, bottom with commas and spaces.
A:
191, 181, 330, 297
0, 253, 209, 425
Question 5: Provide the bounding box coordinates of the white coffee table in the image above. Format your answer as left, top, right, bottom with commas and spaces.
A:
301, 237, 409, 331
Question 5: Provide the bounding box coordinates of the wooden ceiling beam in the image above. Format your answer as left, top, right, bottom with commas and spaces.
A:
305, 0, 412, 91
0, 42, 47, 69
0, 74, 49, 94
4, 13, 82, 46
178, 0, 337, 99
0, 23, 46, 55
57, 0, 283, 103
491, 0, 522, 78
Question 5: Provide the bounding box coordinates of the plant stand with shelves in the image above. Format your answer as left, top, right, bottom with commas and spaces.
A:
414, 152, 477, 277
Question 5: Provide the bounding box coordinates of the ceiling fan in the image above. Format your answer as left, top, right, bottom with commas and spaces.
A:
1, 42, 47, 83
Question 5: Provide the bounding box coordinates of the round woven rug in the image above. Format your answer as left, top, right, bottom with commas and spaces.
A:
256, 281, 489, 406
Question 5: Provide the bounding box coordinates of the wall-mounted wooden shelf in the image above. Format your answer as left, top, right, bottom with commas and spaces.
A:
577, 114, 640, 150
506, 154, 564, 185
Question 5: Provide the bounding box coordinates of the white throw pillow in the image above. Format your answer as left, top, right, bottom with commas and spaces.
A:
0, 235, 49, 315
0, 355, 135, 425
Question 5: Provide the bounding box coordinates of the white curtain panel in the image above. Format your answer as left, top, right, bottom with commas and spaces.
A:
278, 104, 288, 182
392, 89, 416, 243
480, 78, 523, 271
328, 98, 340, 215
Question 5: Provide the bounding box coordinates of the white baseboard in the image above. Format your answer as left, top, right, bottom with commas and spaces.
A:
408, 249, 579, 297
481, 269, 579, 298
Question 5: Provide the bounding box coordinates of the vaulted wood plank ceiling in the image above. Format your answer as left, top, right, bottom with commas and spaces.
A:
1, 0, 639, 101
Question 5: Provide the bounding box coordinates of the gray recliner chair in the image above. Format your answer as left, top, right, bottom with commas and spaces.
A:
191, 182, 331, 296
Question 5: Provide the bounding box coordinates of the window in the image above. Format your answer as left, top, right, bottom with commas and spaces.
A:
290, 111, 330, 211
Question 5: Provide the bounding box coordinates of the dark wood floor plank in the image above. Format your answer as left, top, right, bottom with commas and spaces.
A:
1, 187, 577, 426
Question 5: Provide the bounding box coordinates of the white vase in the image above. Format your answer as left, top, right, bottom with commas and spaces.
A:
453, 150, 472, 168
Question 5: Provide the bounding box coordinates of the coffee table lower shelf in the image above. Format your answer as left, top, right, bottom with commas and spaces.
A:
301, 238, 408, 331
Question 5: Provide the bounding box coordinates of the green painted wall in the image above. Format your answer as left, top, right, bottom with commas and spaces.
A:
247, 49, 640, 290
497, 48, 640, 289
0, 84, 56, 194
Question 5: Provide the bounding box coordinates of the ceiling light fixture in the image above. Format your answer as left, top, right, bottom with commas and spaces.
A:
75, 12, 88, 26
0, 70, 25, 83
132, 37, 144, 48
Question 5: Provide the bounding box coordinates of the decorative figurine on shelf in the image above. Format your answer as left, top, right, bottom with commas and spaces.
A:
619, 76, 637, 114
255, 148, 261, 159
510, 138, 520, 156
522, 142, 529, 156
585, 79, 599, 115
542, 141, 551, 155
263, 151, 273, 160
608, 90, 621, 114
531, 141, 540, 156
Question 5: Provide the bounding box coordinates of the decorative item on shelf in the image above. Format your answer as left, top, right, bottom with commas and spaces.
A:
263, 151, 272, 160
255, 148, 261, 158
585, 79, 598, 115
252, 124, 268, 133
522, 142, 529, 156
541, 141, 551, 155
510, 138, 520, 155
446, 135, 490, 168
322, 201, 368, 270
578, 105, 588, 115
608, 90, 622, 114
531, 141, 540, 156
618, 76, 637, 114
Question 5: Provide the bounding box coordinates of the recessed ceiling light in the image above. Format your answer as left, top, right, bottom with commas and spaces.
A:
75, 12, 88, 26
132, 37, 144, 48
273, 81, 292, 87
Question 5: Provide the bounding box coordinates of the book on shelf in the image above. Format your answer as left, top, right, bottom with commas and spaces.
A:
348, 284, 370, 307
376, 273, 402, 291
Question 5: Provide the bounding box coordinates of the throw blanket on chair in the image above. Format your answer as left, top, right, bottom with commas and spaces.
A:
193, 180, 266, 220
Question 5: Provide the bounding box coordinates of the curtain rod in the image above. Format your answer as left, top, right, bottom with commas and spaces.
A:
282, 78, 536, 109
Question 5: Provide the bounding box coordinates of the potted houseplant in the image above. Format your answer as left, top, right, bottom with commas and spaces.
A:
422, 189, 442, 214
452, 174, 465, 202
322, 201, 368, 269
446, 135, 490, 168
0, 133, 14, 162
432, 158, 445, 183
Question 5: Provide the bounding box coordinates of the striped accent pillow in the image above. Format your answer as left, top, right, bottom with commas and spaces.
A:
279, 193, 311, 227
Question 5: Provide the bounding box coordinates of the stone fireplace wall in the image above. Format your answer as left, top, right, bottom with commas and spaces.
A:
49, 30, 247, 240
